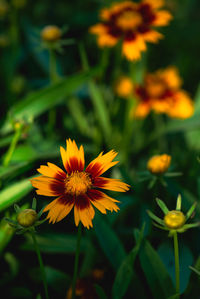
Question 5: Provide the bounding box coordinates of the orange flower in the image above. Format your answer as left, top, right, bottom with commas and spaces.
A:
90, 0, 172, 60
31, 139, 129, 229
132, 67, 194, 118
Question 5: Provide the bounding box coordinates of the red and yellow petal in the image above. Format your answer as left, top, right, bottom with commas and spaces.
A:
86, 150, 118, 178
88, 189, 120, 213
131, 101, 151, 118
60, 139, 85, 174
93, 177, 130, 192
142, 0, 164, 10
74, 194, 95, 229
44, 195, 75, 224
143, 30, 163, 43
37, 162, 66, 180
153, 10, 172, 26
122, 35, 146, 61
30, 176, 65, 197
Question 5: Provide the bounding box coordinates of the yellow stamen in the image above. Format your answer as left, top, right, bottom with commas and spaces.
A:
164, 210, 186, 229
65, 172, 92, 196
116, 10, 142, 30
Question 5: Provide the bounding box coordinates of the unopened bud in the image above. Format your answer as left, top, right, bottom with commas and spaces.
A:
147, 154, 171, 175
164, 210, 185, 229
17, 209, 37, 227
41, 25, 61, 42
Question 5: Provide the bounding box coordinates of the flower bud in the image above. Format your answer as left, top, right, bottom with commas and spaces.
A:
164, 210, 186, 229
17, 209, 37, 227
147, 154, 171, 175
41, 25, 61, 42
12, 0, 26, 9
0, 1, 9, 17
115, 76, 133, 98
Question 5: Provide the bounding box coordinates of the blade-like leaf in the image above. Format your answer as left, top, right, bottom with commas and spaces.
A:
1, 69, 97, 135
147, 210, 164, 226
112, 227, 144, 299
156, 198, 169, 214
94, 213, 126, 270
139, 239, 175, 299
0, 178, 32, 212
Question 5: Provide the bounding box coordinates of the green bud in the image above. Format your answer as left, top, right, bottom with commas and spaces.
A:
17, 209, 37, 227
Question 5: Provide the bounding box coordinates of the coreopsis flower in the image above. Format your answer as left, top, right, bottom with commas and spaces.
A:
147, 154, 171, 175
31, 139, 129, 229
89, 0, 172, 61
147, 195, 199, 235
115, 76, 134, 98
132, 66, 194, 118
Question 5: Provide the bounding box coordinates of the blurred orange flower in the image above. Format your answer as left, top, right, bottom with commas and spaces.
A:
31, 139, 129, 229
90, 0, 172, 60
132, 67, 194, 118
115, 76, 134, 98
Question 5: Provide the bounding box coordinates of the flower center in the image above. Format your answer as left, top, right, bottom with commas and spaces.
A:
116, 10, 142, 30
65, 171, 92, 196
164, 210, 186, 229
145, 76, 166, 98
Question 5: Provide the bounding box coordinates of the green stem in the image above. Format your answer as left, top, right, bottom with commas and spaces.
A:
3, 123, 22, 167
48, 49, 58, 132
72, 223, 82, 299
49, 49, 59, 83
122, 98, 134, 165
173, 232, 180, 297
31, 231, 49, 299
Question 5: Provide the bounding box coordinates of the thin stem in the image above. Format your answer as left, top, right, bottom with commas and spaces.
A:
3, 123, 22, 167
49, 49, 59, 83
72, 223, 82, 299
48, 48, 58, 133
173, 232, 180, 297
31, 232, 49, 299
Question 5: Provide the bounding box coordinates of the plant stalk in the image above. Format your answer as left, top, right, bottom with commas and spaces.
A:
173, 231, 180, 297
31, 231, 49, 299
3, 123, 23, 167
71, 223, 82, 299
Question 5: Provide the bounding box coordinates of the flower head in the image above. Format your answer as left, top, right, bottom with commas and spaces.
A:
31, 139, 130, 229
132, 67, 194, 118
148, 195, 199, 235
147, 154, 171, 175
90, 0, 172, 61
41, 25, 62, 42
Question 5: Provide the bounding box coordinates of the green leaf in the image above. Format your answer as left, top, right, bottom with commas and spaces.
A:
1, 70, 97, 135
94, 213, 126, 270
0, 162, 30, 180
67, 97, 93, 137
189, 266, 200, 276
112, 227, 144, 299
95, 284, 108, 299
139, 239, 175, 299
45, 266, 70, 294
158, 242, 193, 293
156, 198, 169, 214
186, 202, 197, 220
21, 232, 90, 253
0, 178, 32, 212
167, 294, 180, 299
147, 210, 164, 226
176, 194, 182, 211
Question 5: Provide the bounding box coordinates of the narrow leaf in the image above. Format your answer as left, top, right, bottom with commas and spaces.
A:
94, 213, 126, 270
